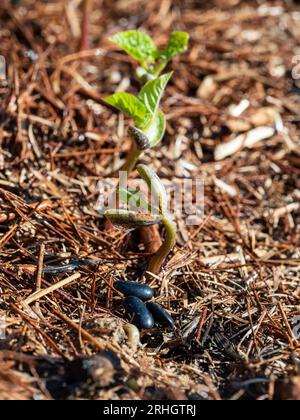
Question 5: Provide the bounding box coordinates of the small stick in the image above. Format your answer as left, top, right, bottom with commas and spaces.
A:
278, 301, 297, 348
52, 308, 141, 369
54, 147, 128, 159
22, 272, 81, 306
34, 243, 45, 317
0, 224, 19, 250
52, 308, 115, 353
36, 244, 45, 292
195, 307, 208, 343
80, 0, 93, 51
11, 304, 65, 358
0, 212, 16, 223
201, 314, 215, 346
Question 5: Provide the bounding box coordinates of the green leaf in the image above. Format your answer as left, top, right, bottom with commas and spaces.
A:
160, 32, 189, 61
110, 30, 158, 64
119, 188, 149, 211
144, 111, 166, 148
103, 93, 150, 126
138, 72, 172, 117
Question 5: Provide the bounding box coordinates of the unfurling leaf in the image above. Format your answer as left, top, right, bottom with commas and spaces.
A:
137, 165, 168, 214
160, 32, 189, 61
119, 187, 160, 215
104, 209, 161, 229
103, 93, 150, 127
118, 188, 149, 211
110, 30, 158, 64
143, 111, 166, 148
138, 72, 172, 116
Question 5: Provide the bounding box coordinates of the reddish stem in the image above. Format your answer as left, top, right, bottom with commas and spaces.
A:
80, 0, 93, 51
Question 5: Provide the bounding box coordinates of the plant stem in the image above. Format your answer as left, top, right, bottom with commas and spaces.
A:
122, 146, 143, 173
148, 215, 176, 275
153, 60, 168, 77
140, 225, 162, 253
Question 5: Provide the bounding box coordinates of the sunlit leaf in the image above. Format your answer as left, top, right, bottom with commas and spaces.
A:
103, 92, 150, 126
160, 32, 189, 61
119, 188, 149, 211
138, 72, 172, 117
110, 30, 158, 64
144, 110, 166, 148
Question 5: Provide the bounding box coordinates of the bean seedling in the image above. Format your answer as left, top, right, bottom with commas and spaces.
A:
103, 30, 188, 275
104, 72, 172, 172
104, 164, 177, 275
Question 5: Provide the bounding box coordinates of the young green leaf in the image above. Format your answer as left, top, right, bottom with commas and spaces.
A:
137, 164, 168, 214
103, 93, 150, 126
119, 187, 149, 211
138, 72, 172, 117
110, 30, 158, 65
144, 110, 166, 148
104, 209, 161, 228
160, 32, 189, 61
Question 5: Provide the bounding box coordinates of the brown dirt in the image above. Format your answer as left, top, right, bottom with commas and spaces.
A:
0, 0, 299, 400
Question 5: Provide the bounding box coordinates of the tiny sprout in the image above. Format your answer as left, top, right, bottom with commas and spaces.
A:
104, 166, 177, 274
137, 165, 177, 275
102, 29, 185, 276
123, 323, 140, 349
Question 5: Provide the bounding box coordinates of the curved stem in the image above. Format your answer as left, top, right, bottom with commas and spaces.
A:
148, 215, 176, 275
121, 145, 142, 173
153, 60, 168, 78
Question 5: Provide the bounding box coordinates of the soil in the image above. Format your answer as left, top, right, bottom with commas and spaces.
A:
0, 0, 299, 400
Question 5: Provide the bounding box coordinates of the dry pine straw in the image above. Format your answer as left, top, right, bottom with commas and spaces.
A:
0, 0, 299, 400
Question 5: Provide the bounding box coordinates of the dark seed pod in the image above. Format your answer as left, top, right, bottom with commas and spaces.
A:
147, 302, 175, 329
123, 296, 155, 329
115, 280, 155, 301
128, 126, 151, 150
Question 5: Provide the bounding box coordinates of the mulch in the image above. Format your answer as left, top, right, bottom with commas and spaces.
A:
0, 0, 299, 400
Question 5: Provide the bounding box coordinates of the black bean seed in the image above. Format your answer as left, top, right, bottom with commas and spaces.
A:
115, 280, 154, 301
147, 302, 175, 329
123, 296, 154, 329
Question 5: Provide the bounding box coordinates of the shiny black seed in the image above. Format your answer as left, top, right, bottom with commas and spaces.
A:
115, 280, 155, 301
147, 302, 175, 329
123, 296, 154, 329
